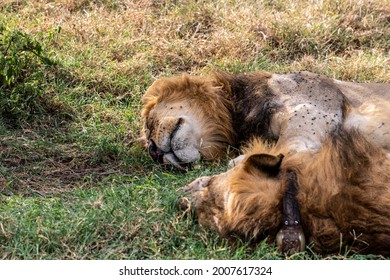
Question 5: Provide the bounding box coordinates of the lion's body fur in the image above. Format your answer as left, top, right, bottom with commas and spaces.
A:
183, 128, 390, 256
141, 70, 390, 167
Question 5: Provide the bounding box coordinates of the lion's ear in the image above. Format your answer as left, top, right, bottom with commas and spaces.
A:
244, 153, 284, 177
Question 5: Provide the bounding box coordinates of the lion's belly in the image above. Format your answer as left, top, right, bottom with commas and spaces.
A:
344, 102, 390, 150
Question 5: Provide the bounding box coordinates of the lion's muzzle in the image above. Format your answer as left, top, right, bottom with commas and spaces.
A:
148, 140, 185, 170
146, 115, 202, 168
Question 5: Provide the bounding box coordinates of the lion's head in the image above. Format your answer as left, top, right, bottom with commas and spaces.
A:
141, 70, 390, 170
141, 73, 235, 169
179, 129, 390, 256
179, 139, 287, 240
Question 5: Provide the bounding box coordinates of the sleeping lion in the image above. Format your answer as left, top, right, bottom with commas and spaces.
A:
141, 70, 390, 169
179, 128, 390, 256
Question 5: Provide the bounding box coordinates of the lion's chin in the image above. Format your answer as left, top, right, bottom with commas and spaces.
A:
163, 153, 187, 170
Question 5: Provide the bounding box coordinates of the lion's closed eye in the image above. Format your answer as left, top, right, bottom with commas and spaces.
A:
141, 70, 390, 169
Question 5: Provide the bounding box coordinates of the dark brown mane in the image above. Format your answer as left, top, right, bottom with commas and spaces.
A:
141, 69, 390, 171
213, 71, 280, 144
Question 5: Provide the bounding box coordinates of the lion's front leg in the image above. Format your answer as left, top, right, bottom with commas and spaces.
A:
177, 176, 212, 212
178, 173, 232, 234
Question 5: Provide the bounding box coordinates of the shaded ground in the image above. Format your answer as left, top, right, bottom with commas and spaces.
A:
0, 118, 150, 196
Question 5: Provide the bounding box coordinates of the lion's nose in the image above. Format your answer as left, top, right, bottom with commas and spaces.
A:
148, 140, 164, 163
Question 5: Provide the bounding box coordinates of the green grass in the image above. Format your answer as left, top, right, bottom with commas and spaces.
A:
0, 0, 389, 260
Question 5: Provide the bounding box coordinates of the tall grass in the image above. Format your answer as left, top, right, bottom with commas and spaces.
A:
0, 0, 389, 259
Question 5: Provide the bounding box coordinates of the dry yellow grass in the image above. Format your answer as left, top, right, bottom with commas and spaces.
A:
3, 0, 389, 85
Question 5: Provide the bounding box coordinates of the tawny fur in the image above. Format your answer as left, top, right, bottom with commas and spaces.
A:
141, 73, 235, 160
183, 129, 390, 256
141, 70, 390, 168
